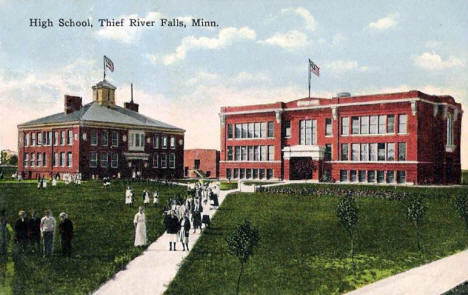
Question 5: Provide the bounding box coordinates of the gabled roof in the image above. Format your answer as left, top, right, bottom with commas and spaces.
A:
18, 101, 184, 131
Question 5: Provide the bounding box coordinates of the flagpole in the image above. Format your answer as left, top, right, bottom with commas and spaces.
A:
103, 56, 106, 80
308, 60, 311, 98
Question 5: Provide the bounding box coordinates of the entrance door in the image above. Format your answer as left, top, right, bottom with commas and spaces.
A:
194, 159, 200, 169
289, 157, 313, 180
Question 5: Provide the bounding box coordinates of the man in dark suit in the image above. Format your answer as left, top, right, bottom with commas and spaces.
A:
58, 212, 73, 257
14, 211, 28, 252
27, 210, 41, 254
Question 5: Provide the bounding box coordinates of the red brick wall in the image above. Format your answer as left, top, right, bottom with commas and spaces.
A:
184, 149, 219, 178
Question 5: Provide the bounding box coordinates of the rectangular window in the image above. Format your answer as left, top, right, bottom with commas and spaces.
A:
299, 120, 317, 145
37, 153, 42, 167
235, 146, 241, 161
285, 120, 291, 137
54, 153, 58, 167
67, 152, 72, 168
100, 152, 108, 168
268, 146, 275, 161
254, 146, 260, 161
351, 117, 360, 134
260, 122, 267, 138
260, 146, 267, 161
67, 130, 73, 145
89, 152, 97, 168
153, 153, 159, 168
162, 136, 167, 148
340, 170, 348, 182
31, 133, 36, 146
398, 114, 407, 134
60, 152, 65, 167
369, 143, 378, 161
235, 124, 241, 138
227, 147, 233, 161
248, 123, 254, 138
253, 169, 258, 179
24, 133, 29, 147
24, 153, 28, 167
360, 144, 368, 161
112, 131, 119, 147
226, 168, 232, 179
91, 130, 98, 146
43, 132, 48, 145
227, 124, 233, 139
31, 153, 35, 167
267, 121, 274, 137
48, 131, 52, 146
111, 153, 118, 168
53, 132, 58, 146
387, 171, 395, 183
341, 117, 349, 135
239, 168, 245, 179
325, 118, 332, 136
387, 143, 395, 161
341, 143, 348, 161
248, 146, 253, 161
377, 143, 386, 161
61, 131, 65, 145
241, 146, 247, 161
246, 169, 252, 179
397, 171, 406, 183
358, 170, 366, 182
233, 168, 239, 179
351, 144, 359, 161
325, 144, 332, 161
360, 116, 369, 134
169, 153, 176, 169
254, 123, 260, 138
267, 169, 273, 180
161, 154, 167, 168
350, 170, 357, 182
387, 115, 395, 133
447, 114, 454, 146
370, 116, 378, 134
259, 169, 265, 179
153, 135, 159, 148
37, 133, 42, 146
170, 137, 175, 149
367, 170, 376, 183
101, 130, 108, 146
378, 115, 387, 134
398, 142, 406, 161
242, 123, 248, 138
377, 171, 385, 183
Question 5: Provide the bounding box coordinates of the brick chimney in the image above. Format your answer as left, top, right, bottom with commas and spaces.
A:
124, 83, 139, 112
64, 95, 82, 114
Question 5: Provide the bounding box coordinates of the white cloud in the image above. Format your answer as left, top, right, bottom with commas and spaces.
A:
231, 72, 270, 83
326, 60, 370, 73
368, 13, 398, 30
95, 11, 163, 43
159, 27, 256, 65
414, 52, 465, 70
186, 71, 219, 85
281, 7, 317, 31
318, 32, 346, 47
259, 30, 308, 49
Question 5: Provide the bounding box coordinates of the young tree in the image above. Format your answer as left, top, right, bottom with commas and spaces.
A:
226, 220, 260, 295
336, 193, 359, 266
405, 194, 427, 251
454, 194, 468, 231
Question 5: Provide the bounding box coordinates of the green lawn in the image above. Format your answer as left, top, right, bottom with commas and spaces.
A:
166, 188, 468, 295
0, 180, 186, 294
463, 170, 468, 185
220, 181, 238, 191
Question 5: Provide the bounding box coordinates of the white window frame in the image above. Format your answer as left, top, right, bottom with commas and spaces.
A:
153, 153, 159, 168
161, 153, 167, 168
398, 114, 407, 134
111, 153, 118, 168
128, 130, 145, 152
170, 136, 175, 149
67, 152, 73, 168
112, 131, 119, 147
90, 152, 97, 168
60, 152, 65, 167
91, 130, 98, 146
100, 152, 108, 168
169, 153, 176, 169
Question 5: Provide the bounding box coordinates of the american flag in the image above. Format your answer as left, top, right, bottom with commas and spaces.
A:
104, 56, 114, 72
309, 59, 320, 77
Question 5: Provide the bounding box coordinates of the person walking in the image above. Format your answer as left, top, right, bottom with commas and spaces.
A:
153, 190, 159, 207
164, 210, 180, 251
143, 189, 150, 207
133, 206, 147, 247
14, 211, 28, 252
40, 210, 56, 256
58, 212, 73, 257
192, 199, 202, 234
125, 187, 133, 207
27, 210, 41, 254
180, 214, 191, 251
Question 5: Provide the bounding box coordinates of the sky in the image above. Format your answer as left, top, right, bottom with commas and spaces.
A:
0, 0, 467, 168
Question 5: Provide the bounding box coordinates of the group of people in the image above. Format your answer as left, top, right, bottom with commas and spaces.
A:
37, 176, 58, 189
0, 209, 73, 258
125, 187, 159, 207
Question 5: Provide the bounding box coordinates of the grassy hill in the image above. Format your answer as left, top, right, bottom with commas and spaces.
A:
0, 180, 186, 294
166, 187, 468, 295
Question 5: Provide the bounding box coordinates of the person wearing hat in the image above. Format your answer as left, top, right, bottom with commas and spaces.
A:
40, 210, 56, 256
164, 210, 180, 251
58, 212, 73, 257
14, 210, 28, 252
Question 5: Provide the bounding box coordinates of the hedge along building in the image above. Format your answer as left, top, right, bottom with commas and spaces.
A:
17, 80, 185, 180
219, 91, 463, 185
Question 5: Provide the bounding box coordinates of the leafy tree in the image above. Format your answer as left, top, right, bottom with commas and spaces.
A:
9, 155, 18, 166
226, 220, 260, 295
405, 194, 427, 251
336, 193, 359, 266
454, 194, 468, 231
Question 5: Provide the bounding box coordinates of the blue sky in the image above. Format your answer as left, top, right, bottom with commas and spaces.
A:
0, 0, 467, 167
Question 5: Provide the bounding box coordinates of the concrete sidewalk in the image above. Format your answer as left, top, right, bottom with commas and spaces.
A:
93, 188, 238, 295
345, 249, 468, 295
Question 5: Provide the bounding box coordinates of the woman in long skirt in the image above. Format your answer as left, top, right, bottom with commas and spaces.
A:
125, 187, 133, 207
143, 189, 150, 207
192, 199, 202, 233
180, 215, 191, 251
153, 191, 159, 207
133, 206, 147, 247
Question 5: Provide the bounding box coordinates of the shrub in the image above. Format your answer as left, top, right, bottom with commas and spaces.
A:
336, 193, 359, 267
405, 194, 427, 251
